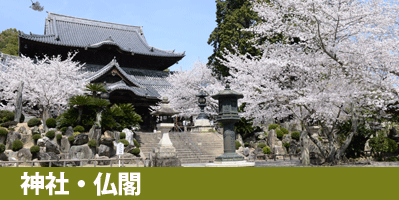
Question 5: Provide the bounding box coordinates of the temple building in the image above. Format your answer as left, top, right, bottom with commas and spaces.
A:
18, 12, 185, 131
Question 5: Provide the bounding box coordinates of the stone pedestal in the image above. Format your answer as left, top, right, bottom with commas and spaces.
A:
192, 119, 214, 132
150, 123, 181, 167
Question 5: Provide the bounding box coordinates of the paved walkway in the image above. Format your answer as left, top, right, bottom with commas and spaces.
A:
182, 160, 399, 167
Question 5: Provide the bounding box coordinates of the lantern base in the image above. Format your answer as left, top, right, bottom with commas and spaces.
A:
206, 160, 255, 167
214, 152, 244, 162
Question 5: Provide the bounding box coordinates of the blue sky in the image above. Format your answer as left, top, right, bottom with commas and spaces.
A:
0, 0, 217, 71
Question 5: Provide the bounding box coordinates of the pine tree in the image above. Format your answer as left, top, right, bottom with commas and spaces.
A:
207, 0, 261, 78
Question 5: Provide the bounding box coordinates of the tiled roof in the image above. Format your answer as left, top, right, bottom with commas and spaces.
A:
86, 59, 171, 99
0, 52, 18, 66
19, 12, 185, 58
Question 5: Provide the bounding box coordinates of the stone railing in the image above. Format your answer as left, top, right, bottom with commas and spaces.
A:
0, 157, 146, 167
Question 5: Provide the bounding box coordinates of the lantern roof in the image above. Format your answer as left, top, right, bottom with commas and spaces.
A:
211, 85, 243, 100
151, 97, 179, 116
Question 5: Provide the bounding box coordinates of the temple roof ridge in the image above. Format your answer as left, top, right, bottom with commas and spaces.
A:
19, 12, 185, 58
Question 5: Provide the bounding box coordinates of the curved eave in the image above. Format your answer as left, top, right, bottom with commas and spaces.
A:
19, 32, 185, 58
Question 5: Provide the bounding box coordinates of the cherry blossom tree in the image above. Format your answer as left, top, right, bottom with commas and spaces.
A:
223, 0, 399, 164
0, 53, 89, 129
155, 61, 224, 119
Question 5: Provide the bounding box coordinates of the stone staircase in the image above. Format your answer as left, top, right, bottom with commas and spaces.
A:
135, 132, 223, 164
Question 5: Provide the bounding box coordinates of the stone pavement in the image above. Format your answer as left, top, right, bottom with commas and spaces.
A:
183, 160, 399, 167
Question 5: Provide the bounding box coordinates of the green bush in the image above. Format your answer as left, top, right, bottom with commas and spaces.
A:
263, 146, 271, 154
291, 131, 300, 140
268, 124, 280, 130
264, 132, 268, 136
0, 127, 7, 136
369, 134, 398, 157
46, 118, 57, 128
118, 139, 129, 146
100, 104, 142, 131
276, 130, 284, 139
120, 132, 126, 139
30, 145, 40, 153
0, 144, 5, 153
73, 132, 80, 137
32, 134, 42, 140
27, 118, 42, 127
87, 139, 97, 147
244, 142, 250, 147
68, 136, 75, 142
235, 141, 241, 150
88, 139, 97, 147
8, 127, 15, 131
257, 143, 267, 148
46, 131, 56, 139
283, 143, 290, 149
12, 139, 23, 151
131, 148, 140, 156
133, 139, 140, 148
0, 110, 15, 123
60, 127, 67, 133
280, 127, 289, 135
56, 134, 62, 140
73, 125, 85, 132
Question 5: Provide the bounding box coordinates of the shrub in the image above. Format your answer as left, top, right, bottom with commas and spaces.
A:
263, 146, 271, 154
291, 131, 300, 140
268, 124, 280, 130
73, 132, 80, 137
244, 142, 250, 147
369, 134, 398, 157
30, 145, 40, 153
100, 103, 142, 131
88, 139, 97, 147
257, 143, 267, 148
318, 137, 323, 141
12, 139, 23, 151
264, 132, 268, 136
0, 110, 14, 123
131, 148, 140, 156
235, 141, 241, 150
56, 134, 62, 140
280, 127, 289, 135
0, 144, 5, 153
73, 125, 85, 132
32, 134, 42, 140
68, 136, 75, 142
276, 130, 284, 139
46, 118, 57, 128
0, 128, 7, 136
46, 131, 56, 139
283, 143, 290, 149
120, 132, 126, 139
133, 139, 140, 148
118, 139, 129, 146
28, 118, 42, 127
60, 127, 67, 133
8, 127, 15, 131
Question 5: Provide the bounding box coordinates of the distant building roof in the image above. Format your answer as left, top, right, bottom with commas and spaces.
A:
86, 58, 171, 99
19, 12, 185, 58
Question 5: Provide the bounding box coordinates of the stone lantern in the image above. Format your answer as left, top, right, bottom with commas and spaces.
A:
150, 97, 181, 167
196, 90, 208, 120
193, 90, 213, 132
207, 85, 254, 167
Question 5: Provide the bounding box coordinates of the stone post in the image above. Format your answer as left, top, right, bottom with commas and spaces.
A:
14, 82, 24, 122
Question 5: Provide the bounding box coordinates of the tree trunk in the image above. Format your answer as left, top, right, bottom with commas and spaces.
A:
77, 107, 83, 125
300, 131, 310, 165
42, 107, 50, 132
14, 81, 24, 122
